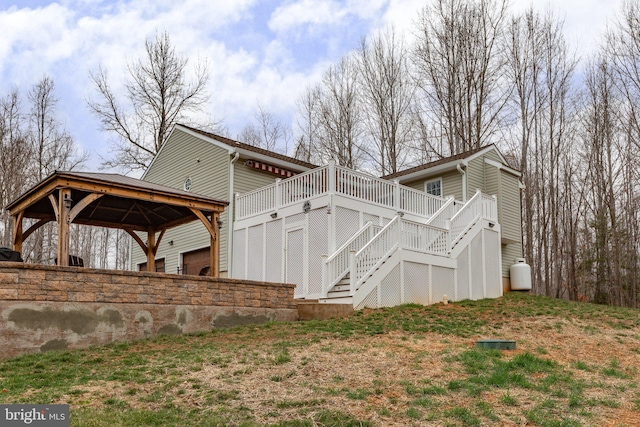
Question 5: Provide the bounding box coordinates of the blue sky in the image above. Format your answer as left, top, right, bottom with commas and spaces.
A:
0, 0, 625, 172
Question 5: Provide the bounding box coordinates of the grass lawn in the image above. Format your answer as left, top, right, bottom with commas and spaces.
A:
1, 292, 639, 426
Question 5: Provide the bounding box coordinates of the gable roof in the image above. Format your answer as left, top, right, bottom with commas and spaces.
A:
382, 144, 517, 181
175, 124, 317, 170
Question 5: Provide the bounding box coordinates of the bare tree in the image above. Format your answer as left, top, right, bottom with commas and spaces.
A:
88, 31, 210, 172
413, 0, 510, 156
0, 90, 31, 247
505, 7, 578, 298
24, 77, 86, 264
238, 104, 290, 153
315, 56, 364, 168
357, 27, 416, 175
294, 85, 323, 164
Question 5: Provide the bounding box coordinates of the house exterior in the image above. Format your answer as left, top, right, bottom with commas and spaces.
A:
130, 124, 315, 276
133, 124, 524, 308
382, 145, 523, 291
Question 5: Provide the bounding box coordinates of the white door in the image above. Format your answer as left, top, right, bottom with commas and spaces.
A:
285, 227, 305, 296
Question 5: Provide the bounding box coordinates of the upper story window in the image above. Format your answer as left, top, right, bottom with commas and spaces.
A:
425, 178, 442, 197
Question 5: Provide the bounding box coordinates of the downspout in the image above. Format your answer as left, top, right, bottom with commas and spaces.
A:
227, 150, 240, 277
457, 161, 467, 202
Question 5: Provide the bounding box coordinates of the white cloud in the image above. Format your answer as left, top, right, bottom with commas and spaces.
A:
269, 0, 347, 33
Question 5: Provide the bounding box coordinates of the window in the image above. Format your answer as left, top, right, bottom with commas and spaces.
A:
425, 178, 442, 197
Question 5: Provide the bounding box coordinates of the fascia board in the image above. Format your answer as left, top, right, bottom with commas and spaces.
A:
484, 158, 522, 177
393, 162, 461, 183
232, 147, 311, 172
176, 124, 236, 154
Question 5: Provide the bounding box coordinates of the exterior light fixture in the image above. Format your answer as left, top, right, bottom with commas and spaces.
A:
63, 194, 73, 209
216, 217, 223, 229
303, 201, 311, 213
397, 211, 404, 217
270, 212, 278, 219
489, 222, 495, 228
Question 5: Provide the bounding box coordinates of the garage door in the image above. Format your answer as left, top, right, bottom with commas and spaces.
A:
181, 247, 210, 276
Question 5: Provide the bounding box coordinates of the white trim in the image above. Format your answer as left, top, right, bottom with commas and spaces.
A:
137, 256, 166, 273
484, 158, 522, 177
227, 151, 239, 276
393, 145, 510, 183
424, 177, 443, 197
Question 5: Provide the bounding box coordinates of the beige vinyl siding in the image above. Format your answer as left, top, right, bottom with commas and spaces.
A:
233, 161, 281, 194
483, 162, 499, 198
498, 171, 522, 244
482, 150, 502, 164
132, 128, 231, 273
402, 170, 462, 200
403, 179, 424, 192
503, 242, 523, 278
483, 161, 523, 277
466, 156, 485, 199
441, 170, 463, 200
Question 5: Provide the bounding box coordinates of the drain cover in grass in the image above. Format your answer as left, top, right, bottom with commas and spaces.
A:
475, 339, 516, 350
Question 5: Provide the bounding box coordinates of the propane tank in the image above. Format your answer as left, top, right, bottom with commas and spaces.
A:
510, 258, 531, 291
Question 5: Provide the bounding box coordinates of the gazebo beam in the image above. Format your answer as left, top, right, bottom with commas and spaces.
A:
22, 218, 50, 242
125, 228, 148, 254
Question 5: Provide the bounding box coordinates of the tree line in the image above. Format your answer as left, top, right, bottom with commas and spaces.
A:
289, 0, 640, 307
2, 0, 640, 307
0, 77, 129, 268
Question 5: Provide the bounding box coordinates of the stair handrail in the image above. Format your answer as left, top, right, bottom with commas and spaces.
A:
350, 215, 401, 294
425, 196, 459, 228
449, 190, 484, 247
322, 221, 374, 297
400, 218, 450, 255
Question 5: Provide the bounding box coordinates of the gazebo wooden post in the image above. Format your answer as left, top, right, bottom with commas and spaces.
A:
57, 188, 71, 266
147, 229, 156, 272
210, 213, 220, 277
12, 211, 24, 256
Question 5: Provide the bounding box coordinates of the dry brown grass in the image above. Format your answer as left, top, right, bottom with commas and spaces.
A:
2, 293, 639, 426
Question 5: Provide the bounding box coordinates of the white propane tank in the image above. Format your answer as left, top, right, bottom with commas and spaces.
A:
510, 258, 532, 291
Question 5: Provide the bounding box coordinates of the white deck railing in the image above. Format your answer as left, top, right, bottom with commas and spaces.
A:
322, 221, 382, 297
400, 186, 447, 217
350, 216, 400, 294
236, 160, 448, 220
345, 215, 451, 295
425, 196, 460, 229
401, 219, 450, 255
450, 190, 497, 246
235, 183, 277, 218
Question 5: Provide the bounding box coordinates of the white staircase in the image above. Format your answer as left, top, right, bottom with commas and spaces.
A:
319, 190, 498, 307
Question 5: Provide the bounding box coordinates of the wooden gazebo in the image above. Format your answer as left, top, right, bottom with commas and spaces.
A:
5, 171, 228, 276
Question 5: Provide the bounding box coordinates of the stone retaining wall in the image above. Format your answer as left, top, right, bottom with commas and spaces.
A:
0, 263, 298, 359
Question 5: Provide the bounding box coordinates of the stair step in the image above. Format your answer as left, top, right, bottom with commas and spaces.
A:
332, 284, 350, 292
318, 296, 353, 304
327, 289, 350, 298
